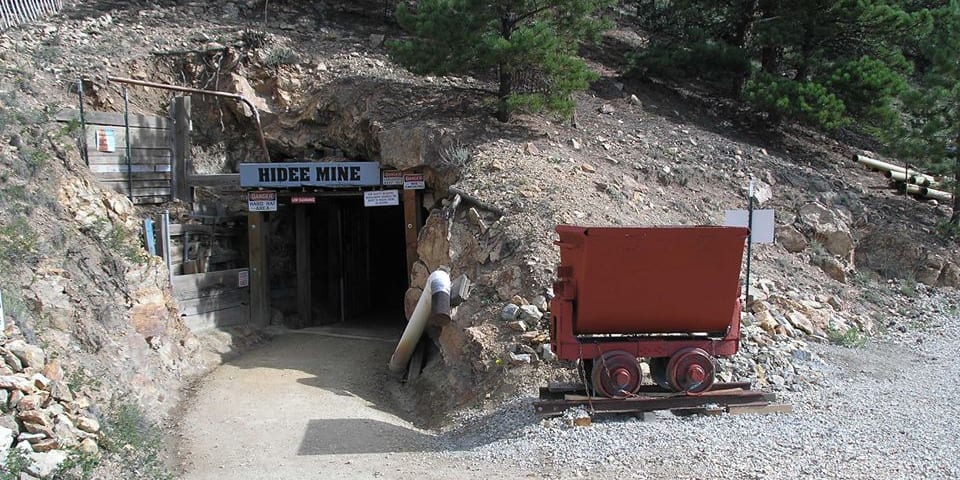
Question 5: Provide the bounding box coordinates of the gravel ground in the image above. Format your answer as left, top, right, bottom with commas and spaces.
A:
431, 290, 960, 479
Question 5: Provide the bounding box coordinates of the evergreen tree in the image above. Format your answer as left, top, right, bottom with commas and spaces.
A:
388, 0, 613, 122
886, 1, 960, 226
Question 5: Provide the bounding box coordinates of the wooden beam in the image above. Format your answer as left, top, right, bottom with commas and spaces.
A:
87, 150, 172, 165
248, 212, 270, 326
172, 96, 193, 202
182, 304, 249, 332
56, 108, 174, 129
402, 189, 419, 281
187, 173, 239, 187
171, 267, 249, 299
296, 205, 312, 326
177, 289, 248, 316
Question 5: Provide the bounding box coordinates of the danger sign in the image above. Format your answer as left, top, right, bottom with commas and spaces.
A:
403, 173, 425, 190
248, 190, 277, 212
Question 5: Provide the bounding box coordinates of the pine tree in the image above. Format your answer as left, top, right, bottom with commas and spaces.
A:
388, 0, 613, 122
887, 1, 960, 226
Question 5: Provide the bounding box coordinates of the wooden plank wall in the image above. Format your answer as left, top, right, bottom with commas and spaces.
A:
172, 268, 250, 332
0, 0, 64, 31
57, 109, 175, 205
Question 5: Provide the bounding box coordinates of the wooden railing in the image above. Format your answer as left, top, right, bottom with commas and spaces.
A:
0, 0, 64, 31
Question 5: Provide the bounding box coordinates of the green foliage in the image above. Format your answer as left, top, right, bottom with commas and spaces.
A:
52, 449, 100, 480
744, 74, 848, 130
632, 40, 751, 84
825, 55, 907, 129
0, 216, 39, 269
87, 219, 146, 265
389, 0, 613, 121
0, 447, 31, 480
827, 325, 868, 348
101, 402, 173, 480
264, 46, 298, 68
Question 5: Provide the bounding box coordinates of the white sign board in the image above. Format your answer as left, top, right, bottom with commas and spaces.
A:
403, 173, 425, 190
364, 190, 400, 207
239, 162, 381, 188
382, 170, 403, 186
724, 209, 775, 244
248, 190, 278, 212
238, 270, 249, 288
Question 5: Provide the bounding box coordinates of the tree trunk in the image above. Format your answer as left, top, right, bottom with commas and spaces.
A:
497, 63, 512, 122
951, 136, 960, 226
731, 0, 760, 96
496, 16, 513, 123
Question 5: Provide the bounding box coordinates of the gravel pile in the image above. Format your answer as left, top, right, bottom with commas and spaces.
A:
431, 288, 960, 479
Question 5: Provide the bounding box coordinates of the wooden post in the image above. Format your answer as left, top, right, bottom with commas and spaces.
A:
296, 205, 312, 326
160, 211, 173, 285
172, 96, 193, 203
402, 189, 419, 280
248, 211, 270, 326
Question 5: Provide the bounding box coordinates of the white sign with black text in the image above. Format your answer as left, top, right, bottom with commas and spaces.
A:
248, 190, 278, 212
724, 209, 775, 244
364, 190, 400, 207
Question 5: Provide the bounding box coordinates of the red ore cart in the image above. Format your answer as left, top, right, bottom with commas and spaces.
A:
550, 225, 750, 397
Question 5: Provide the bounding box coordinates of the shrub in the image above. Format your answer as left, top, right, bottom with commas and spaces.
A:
744, 73, 848, 130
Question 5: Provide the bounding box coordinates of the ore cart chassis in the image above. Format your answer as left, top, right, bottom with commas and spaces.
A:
533, 381, 785, 417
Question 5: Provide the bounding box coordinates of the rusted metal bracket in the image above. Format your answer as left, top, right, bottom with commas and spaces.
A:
105, 76, 271, 162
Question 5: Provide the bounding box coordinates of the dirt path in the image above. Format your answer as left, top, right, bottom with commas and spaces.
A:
175, 326, 526, 480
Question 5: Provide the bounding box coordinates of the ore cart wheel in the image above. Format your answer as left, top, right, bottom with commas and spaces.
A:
590, 350, 643, 398
649, 357, 671, 390
665, 347, 716, 394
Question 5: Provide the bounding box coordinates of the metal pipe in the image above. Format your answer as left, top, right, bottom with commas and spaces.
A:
389, 269, 451, 373
899, 183, 954, 202
886, 170, 937, 187
122, 86, 133, 201
106, 75, 271, 162
854, 154, 915, 175
76, 78, 88, 166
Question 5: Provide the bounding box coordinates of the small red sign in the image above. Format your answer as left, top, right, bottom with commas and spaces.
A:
291, 195, 316, 204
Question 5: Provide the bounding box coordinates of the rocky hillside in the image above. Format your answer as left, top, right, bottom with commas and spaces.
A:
0, 0, 958, 477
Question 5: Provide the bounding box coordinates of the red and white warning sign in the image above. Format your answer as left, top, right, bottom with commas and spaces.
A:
382, 170, 403, 186
247, 190, 277, 212
291, 195, 316, 204
403, 173, 425, 190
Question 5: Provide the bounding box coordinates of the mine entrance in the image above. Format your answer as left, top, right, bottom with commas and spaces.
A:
296, 193, 411, 328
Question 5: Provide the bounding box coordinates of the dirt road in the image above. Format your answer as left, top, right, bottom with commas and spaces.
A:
175, 326, 527, 480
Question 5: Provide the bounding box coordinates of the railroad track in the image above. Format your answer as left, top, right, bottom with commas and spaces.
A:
534, 382, 791, 417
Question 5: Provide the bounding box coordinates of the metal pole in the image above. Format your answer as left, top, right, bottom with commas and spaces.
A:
163, 211, 173, 285
77, 78, 89, 165
745, 179, 754, 309
106, 76, 270, 162
123, 86, 133, 202
0, 290, 5, 333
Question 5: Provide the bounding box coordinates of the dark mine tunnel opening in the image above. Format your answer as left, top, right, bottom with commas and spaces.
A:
308, 194, 409, 327
270, 192, 412, 330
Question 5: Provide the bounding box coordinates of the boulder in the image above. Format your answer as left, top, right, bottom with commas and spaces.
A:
500, 304, 520, 321
26, 449, 67, 478
409, 261, 430, 290
507, 352, 532, 366
540, 343, 557, 362
530, 295, 549, 313
506, 320, 528, 332
0, 426, 13, 457
1, 349, 23, 373
5, 341, 45, 370
939, 262, 960, 289
813, 256, 846, 283
518, 305, 543, 322
0, 376, 34, 393
78, 438, 99, 456
917, 255, 944, 286
786, 312, 816, 335
798, 202, 854, 259
17, 411, 53, 436
755, 310, 777, 334
75, 416, 100, 434
776, 225, 808, 253
48, 381, 73, 403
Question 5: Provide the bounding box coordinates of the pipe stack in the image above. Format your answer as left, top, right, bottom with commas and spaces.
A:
853, 154, 953, 202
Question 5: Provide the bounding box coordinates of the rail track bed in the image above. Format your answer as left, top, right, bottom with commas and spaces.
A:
534, 382, 791, 417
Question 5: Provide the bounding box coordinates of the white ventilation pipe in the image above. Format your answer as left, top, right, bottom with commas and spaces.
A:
389, 269, 451, 373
